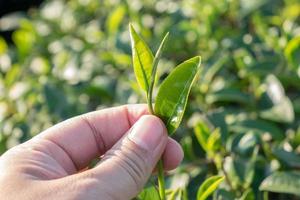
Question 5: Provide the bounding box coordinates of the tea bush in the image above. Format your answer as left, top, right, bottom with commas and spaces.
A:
0, 0, 300, 199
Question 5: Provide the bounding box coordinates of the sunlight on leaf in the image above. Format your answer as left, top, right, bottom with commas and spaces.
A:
129, 24, 154, 93
155, 56, 201, 134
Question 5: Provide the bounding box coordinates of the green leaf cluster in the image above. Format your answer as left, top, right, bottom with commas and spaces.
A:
129, 24, 201, 135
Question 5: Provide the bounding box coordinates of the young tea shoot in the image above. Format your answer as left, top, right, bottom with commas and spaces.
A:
129, 24, 201, 200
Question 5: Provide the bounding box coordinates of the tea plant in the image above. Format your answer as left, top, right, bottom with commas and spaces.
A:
129, 24, 222, 200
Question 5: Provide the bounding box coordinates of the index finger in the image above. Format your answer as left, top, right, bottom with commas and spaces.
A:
35, 104, 148, 172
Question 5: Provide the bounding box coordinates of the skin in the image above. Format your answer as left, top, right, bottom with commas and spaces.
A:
0, 104, 183, 200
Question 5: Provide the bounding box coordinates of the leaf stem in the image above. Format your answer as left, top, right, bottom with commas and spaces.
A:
147, 95, 154, 114
158, 159, 166, 200
147, 32, 169, 113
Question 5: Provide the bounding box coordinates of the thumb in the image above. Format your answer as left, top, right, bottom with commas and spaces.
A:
90, 115, 168, 199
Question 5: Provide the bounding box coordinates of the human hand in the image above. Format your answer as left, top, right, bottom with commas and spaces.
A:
0, 104, 183, 200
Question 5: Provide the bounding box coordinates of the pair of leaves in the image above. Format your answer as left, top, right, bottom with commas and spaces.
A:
197, 175, 224, 200
129, 24, 201, 134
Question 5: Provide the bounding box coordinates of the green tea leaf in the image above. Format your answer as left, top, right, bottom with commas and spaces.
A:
197, 175, 224, 200
106, 5, 126, 35
194, 122, 211, 151
150, 32, 170, 86
260, 171, 300, 196
206, 128, 221, 153
272, 148, 300, 168
206, 88, 253, 105
155, 56, 201, 134
138, 186, 160, 200
129, 24, 154, 93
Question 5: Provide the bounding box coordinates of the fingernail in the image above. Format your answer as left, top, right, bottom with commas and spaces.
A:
128, 115, 165, 151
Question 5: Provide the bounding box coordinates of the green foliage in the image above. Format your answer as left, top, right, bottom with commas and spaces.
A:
1, 0, 300, 199
197, 175, 224, 200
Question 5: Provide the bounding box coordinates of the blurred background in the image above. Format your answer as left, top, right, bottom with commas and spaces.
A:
0, 0, 300, 199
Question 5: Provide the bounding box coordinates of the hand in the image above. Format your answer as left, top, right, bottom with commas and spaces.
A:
0, 104, 183, 200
